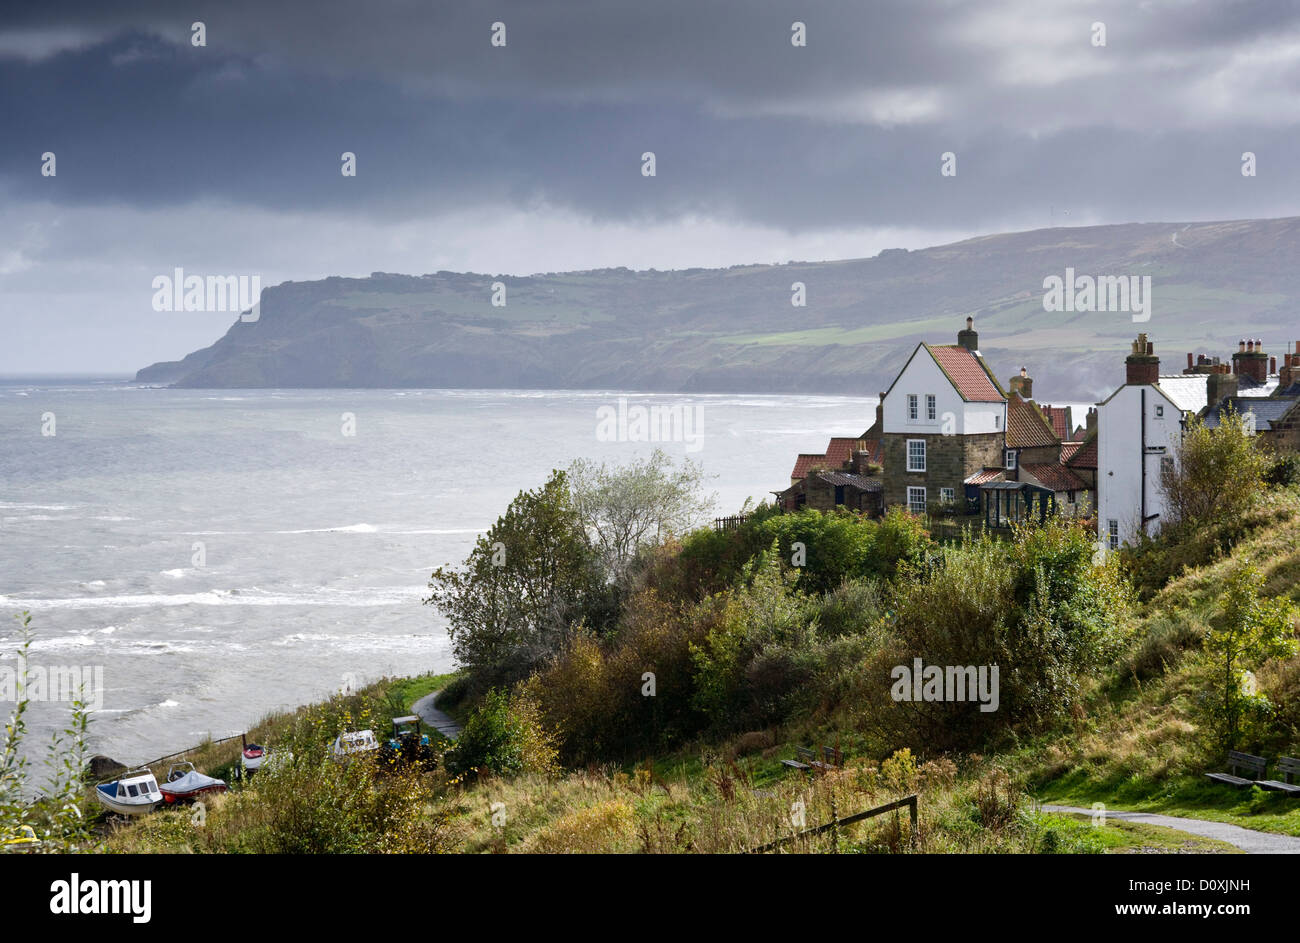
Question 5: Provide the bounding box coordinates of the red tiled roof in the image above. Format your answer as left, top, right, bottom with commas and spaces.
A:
1060, 441, 1082, 463
824, 437, 861, 469
1005, 396, 1059, 449
1020, 462, 1087, 493
965, 468, 1006, 485
1066, 434, 1097, 469
1040, 404, 1071, 440
791, 453, 826, 480
926, 345, 1004, 402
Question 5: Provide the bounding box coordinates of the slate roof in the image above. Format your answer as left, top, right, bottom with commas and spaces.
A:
1005, 396, 1059, 449
1019, 462, 1088, 493
1154, 375, 1208, 414
1237, 374, 1282, 397
814, 471, 883, 492
1203, 396, 1299, 431
925, 344, 1004, 402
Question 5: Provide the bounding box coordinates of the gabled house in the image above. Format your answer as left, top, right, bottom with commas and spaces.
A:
1096, 334, 1206, 550
880, 318, 1007, 514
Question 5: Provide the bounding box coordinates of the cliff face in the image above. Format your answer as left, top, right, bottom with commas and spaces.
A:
137, 217, 1300, 400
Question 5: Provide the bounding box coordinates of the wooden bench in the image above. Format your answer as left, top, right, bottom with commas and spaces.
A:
781, 747, 817, 771
1204, 750, 1267, 788
781, 745, 844, 774
1258, 756, 1300, 796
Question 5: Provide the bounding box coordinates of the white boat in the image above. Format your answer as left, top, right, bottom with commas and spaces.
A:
329, 729, 380, 762
240, 741, 268, 776
159, 762, 228, 804
95, 768, 162, 815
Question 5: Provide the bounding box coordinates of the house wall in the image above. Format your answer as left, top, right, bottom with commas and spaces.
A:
1097, 384, 1184, 548
882, 348, 1006, 436
882, 431, 1003, 510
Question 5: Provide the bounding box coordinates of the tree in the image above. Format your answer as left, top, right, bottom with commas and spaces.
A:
425, 470, 601, 681
566, 450, 715, 587
1203, 562, 1298, 750
1160, 409, 1268, 529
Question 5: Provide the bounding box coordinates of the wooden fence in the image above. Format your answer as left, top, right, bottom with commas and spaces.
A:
749, 793, 918, 854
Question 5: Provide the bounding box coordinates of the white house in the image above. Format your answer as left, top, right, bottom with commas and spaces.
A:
880, 318, 1008, 512
1096, 334, 1207, 549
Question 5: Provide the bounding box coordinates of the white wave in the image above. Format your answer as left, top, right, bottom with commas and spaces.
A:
0, 503, 81, 511
1, 586, 424, 610
392, 528, 486, 535
160, 569, 187, 578
275, 523, 378, 534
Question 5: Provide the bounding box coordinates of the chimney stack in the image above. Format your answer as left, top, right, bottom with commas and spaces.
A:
957, 316, 979, 352
1126, 333, 1160, 385
1008, 366, 1033, 399
1232, 337, 1268, 384
1086, 406, 1097, 435
1208, 368, 1238, 405
875, 393, 884, 432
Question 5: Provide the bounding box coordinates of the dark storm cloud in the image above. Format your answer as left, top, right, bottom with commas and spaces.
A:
4, 0, 1300, 230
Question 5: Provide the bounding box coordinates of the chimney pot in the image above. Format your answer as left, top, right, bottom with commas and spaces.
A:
1271, 356, 1277, 375
1187, 352, 1194, 369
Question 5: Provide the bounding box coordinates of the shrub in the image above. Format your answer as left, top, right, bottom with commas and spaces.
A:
447, 689, 533, 779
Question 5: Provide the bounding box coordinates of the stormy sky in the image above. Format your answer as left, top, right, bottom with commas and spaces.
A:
4, 0, 1300, 373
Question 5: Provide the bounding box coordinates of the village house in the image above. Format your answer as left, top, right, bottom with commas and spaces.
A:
774, 317, 1092, 526
1095, 334, 1208, 549
880, 318, 1007, 515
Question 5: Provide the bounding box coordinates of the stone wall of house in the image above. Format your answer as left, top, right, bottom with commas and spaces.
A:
1015, 444, 1060, 467
803, 477, 882, 515
883, 432, 1002, 509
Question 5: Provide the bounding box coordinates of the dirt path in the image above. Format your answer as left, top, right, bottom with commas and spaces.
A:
1041, 804, 1300, 854
412, 690, 462, 741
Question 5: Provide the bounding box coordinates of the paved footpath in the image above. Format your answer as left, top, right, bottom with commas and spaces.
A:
412, 690, 462, 741
1041, 804, 1300, 854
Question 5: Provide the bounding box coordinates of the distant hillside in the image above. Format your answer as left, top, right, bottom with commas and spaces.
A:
137, 217, 1300, 400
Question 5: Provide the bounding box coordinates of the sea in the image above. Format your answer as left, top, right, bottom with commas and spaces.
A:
0, 379, 877, 765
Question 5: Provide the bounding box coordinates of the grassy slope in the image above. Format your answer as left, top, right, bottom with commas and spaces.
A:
101, 495, 1300, 853
1023, 490, 1300, 836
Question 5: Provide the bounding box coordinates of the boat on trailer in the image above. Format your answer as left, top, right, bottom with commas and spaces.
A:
159, 762, 227, 804
329, 729, 380, 762
95, 768, 163, 815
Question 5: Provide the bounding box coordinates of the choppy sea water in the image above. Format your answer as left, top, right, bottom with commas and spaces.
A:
0, 379, 875, 764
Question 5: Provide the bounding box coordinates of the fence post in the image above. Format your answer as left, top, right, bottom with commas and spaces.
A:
909, 795, 918, 848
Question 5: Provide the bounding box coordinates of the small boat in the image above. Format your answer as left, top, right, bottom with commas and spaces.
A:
329, 729, 380, 762
95, 768, 162, 816
159, 762, 227, 804
240, 735, 268, 777
1, 825, 40, 851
